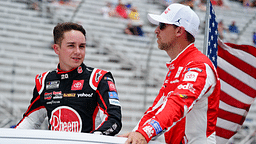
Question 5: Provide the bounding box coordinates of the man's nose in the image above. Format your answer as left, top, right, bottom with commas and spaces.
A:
155, 26, 160, 34
75, 46, 81, 54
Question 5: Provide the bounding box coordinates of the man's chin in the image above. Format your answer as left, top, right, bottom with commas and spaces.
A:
72, 62, 82, 68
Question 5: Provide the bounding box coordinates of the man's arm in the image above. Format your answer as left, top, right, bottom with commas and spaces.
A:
15, 87, 47, 129
15, 72, 49, 129
93, 73, 122, 136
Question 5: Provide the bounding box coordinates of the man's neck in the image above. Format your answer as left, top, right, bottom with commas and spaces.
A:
166, 42, 192, 60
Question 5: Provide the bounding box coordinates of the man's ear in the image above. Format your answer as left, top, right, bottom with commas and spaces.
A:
176, 26, 186, 37
52, 44, 60, 55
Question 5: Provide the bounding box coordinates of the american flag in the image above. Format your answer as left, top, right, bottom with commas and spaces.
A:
215, 40, 256, 143
206, 1, 218, 68
204, 2, 256, 143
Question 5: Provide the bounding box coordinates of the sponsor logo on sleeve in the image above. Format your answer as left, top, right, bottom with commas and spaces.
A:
108, 81, 117, 92
177, 83, 196, 94
95, 71, 102, 82
46, 81, 60, 90
103, 123, 118, 135
149, 120, 162, 135
37, 74, 42, 85
143, 125, 154, 138
104, 77, 113, 82
183, 71, 198, 82
108, 92, 119, 100
109, 99, 121, 106
71, 80, 84, 91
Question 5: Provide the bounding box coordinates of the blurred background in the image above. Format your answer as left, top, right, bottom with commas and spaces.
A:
0, 0, 255, 143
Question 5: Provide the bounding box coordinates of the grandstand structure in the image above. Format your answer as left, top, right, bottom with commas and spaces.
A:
0, 0, 255, 143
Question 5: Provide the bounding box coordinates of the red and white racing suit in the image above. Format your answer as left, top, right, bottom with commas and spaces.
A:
133, 44, 220, 144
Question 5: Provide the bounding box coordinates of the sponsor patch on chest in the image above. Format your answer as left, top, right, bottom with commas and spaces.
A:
71, 80, 84, 90
77, 93, 93, 98
46, 81, 60, 89
174, 67, 183, 78
50, 106, 82, 132
183, 71, 198, 82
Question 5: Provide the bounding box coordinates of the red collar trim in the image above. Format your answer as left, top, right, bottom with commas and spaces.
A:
57, 66, 77, 74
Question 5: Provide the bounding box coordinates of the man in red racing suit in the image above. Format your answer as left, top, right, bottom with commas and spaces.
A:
133, 44, 220, 143
121, 3, 220, 144
15, 22, 122, 136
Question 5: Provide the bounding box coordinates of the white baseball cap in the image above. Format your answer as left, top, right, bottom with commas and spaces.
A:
147, 3, 200, 38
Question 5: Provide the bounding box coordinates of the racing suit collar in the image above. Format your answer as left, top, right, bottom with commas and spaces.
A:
166, 43, 194, 70
56, 63, 84, 74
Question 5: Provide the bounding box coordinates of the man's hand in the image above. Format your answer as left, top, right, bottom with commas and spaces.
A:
119, 132, 147, 144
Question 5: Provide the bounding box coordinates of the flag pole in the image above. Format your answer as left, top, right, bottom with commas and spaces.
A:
203, 0, 211, 55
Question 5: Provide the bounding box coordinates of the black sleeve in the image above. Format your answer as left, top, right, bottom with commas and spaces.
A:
94, 72, 122, 136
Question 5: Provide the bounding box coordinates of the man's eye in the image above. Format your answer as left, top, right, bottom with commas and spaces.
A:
80, 45, 85, 48
68, 45, 74, 47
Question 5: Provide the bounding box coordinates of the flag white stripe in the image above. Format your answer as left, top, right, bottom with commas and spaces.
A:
216, 136, 229, 144
220, 79, 254, 105
220, 42, 256, 67
216, 135, 228, 144
216, 117, 241, 132
219, 101, 247, 116
218, 57, 256, 90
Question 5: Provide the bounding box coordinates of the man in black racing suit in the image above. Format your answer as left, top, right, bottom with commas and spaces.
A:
15, 22, 122, 136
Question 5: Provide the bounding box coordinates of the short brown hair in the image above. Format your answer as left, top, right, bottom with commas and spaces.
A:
53, 22, 86, 45
172, 24, 195, 43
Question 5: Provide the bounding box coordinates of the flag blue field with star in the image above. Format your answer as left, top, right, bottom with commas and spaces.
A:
207, 2, 218, 67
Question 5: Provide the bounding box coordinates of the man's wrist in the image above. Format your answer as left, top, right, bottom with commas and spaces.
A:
135, 129, 151, 142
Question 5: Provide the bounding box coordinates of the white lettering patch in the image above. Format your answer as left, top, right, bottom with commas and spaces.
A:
169, 79, 179, 84
143, 125, 154, 138
174, 67, 183, 78
183, 71, 198, 82
109, 99, 120, 107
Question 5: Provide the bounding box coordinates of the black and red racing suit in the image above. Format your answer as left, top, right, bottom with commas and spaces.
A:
15, 63, 122, 136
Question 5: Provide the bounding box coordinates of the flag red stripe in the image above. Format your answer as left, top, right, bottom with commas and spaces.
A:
217, 67, 256, 98
216, 126, 236, 139
219, 91, 251, 111
225, 43, 256, 57
218, 45, 256, 79
218, 109, 246, 124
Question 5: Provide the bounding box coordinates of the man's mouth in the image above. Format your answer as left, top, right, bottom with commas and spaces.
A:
72, 57, 81, 61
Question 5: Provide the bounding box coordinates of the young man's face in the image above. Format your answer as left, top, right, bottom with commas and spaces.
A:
53, 30, 86, 71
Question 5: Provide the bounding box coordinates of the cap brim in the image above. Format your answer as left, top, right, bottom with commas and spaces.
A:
147, 14, 172, 25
